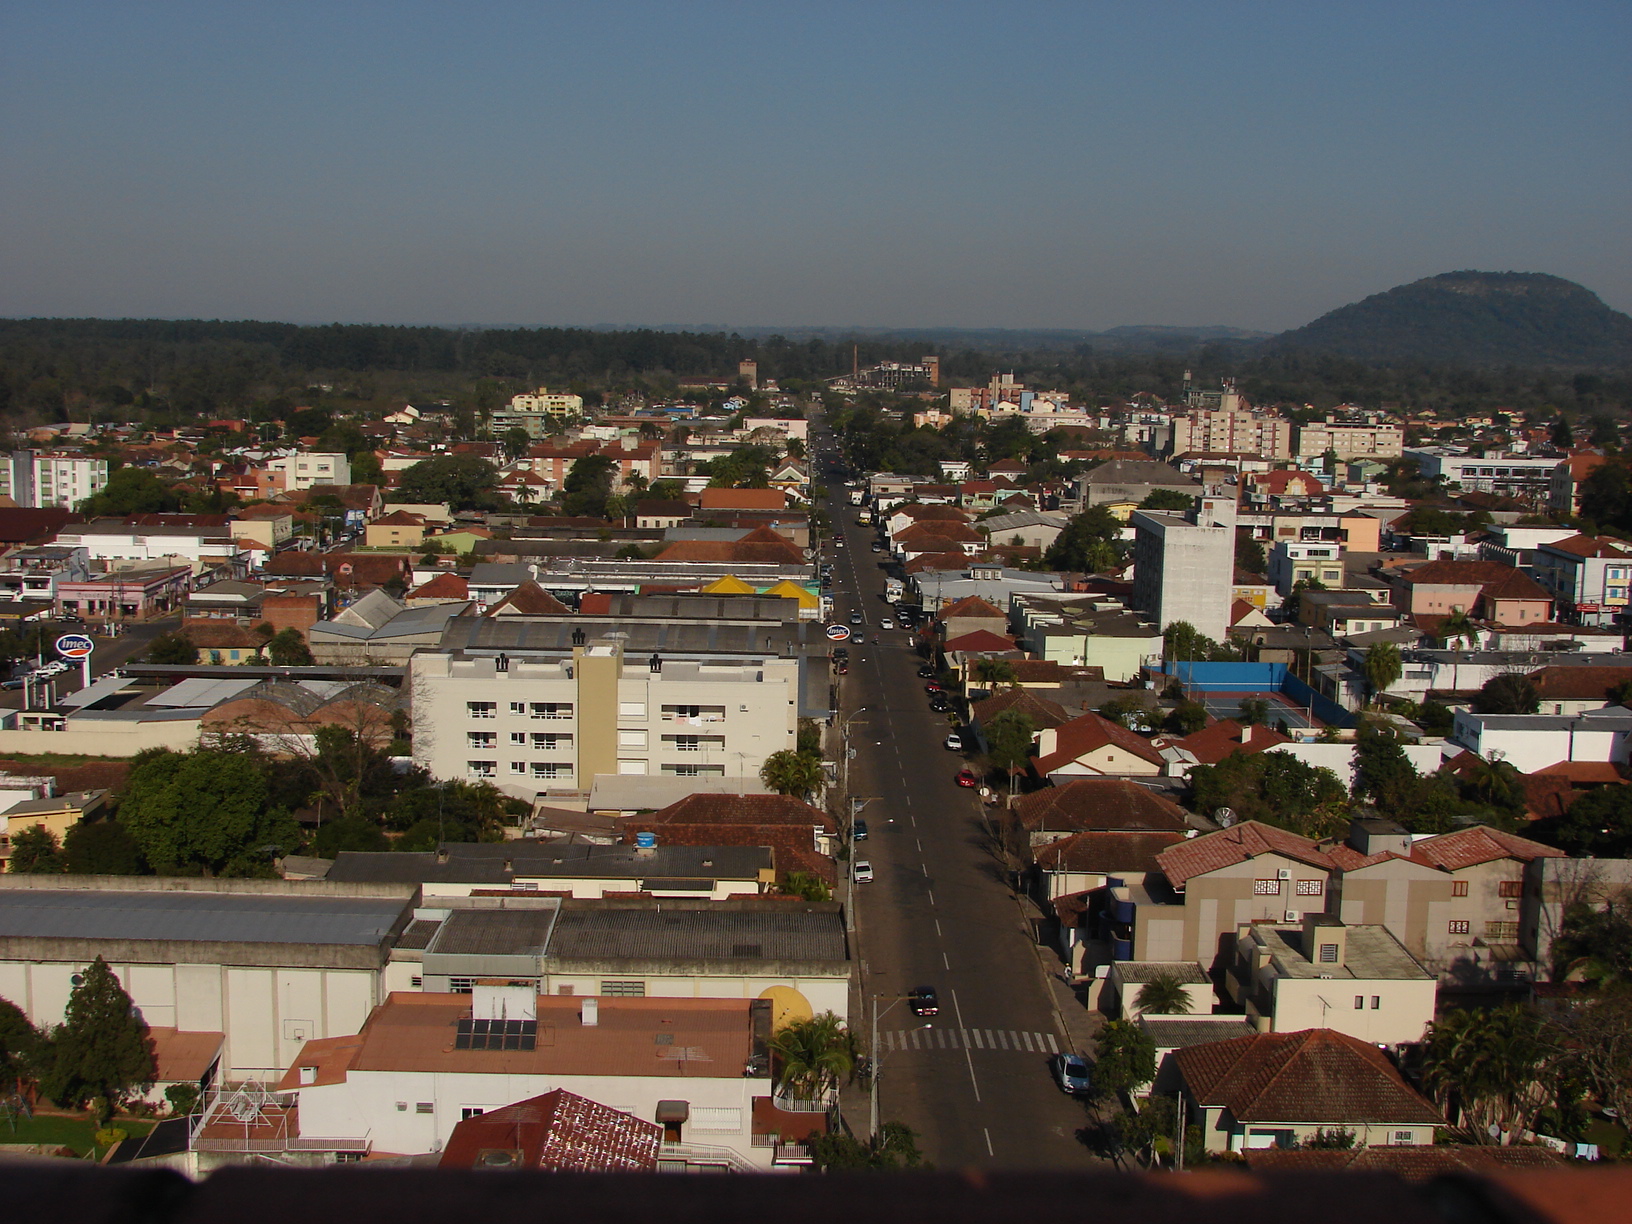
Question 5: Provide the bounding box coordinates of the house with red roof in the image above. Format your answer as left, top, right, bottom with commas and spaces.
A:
1031, 711, 1167, 779
1526, 664, 1632, 715
406, 571, 470, 606
1173, 1028, 1442, 1152
438, 1089, 662, 1171
939, 594, 1008, 641
1149, 718, 1292, 774
1392, 559, 1552, 626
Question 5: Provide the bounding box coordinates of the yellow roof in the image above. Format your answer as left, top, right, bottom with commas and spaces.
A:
760, 579, 817, 608
702, 574, 757, 594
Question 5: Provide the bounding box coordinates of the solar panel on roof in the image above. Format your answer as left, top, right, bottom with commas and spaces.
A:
455, 1018, 537, 1051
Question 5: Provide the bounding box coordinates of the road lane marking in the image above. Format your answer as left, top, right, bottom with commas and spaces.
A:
935, 1029, 948, 1049
948, 987, 982, 1104
916, 838, 922, 852
1021, 1032, 1035, 1052
997, 1031, 1010, 1049
942, 951, 950, 970
926, 889, 934, 905
985, 1029, 997, 1048
984, 1128, 994, 1156
1045, 1032, 1059, 1054
969, 1029, 983, 1048
934, 919, 942, 937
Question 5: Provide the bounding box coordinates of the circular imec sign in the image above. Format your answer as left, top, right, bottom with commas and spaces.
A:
824, 624, 852, 641
55, 633, 95, 660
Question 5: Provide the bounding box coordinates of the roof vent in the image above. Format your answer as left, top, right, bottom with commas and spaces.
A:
581, 998, 599, 1027
435, 847, 450, 865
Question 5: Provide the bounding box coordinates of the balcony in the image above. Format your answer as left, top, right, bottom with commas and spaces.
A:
771, 1088, 835, 1113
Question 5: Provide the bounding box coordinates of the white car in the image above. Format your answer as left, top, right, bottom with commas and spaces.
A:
944, 733, 963, 752
854, 861, 874, 883
878, 618, 894, 630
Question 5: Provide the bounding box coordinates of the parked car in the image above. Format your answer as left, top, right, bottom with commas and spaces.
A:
955, 769, 978, 788
929, 696, 951, 713
917, 665, 937, 679
878, 618, 894, 630
1052, 1053, 1092, 1096
944, 732, 963, 752
853, 819, 869, 841
908, 986, 939, 1017
924, 681, 943, 694
854, 861, 874, 883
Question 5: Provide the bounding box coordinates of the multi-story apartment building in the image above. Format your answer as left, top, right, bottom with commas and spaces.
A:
1532, 533, 1632, 626
1267, 541, 1346, 597
492, 387, 587, 438
1404, 449, 1560, 508
1294, 419, 1405, 461
268, 451, 351, 491
0, 451, 109, 510
410, 635, 806, 798
1170, 387, 1292, 459
1130, 491, 1235, 640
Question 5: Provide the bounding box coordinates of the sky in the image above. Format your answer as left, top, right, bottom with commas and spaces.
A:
2, 2, 1629, 333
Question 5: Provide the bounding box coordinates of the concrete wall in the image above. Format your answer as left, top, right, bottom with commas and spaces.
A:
1264, 976, 1436, 1045
0, 717, 202, 756
1136, 854, 1333, 969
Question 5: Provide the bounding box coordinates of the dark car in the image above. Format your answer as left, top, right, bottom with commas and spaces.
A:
834, 661, 849, 675
929, 697, 951, 713
917, 664, 936, 678
908, 986, 939, 1016
853, 819, 868, 841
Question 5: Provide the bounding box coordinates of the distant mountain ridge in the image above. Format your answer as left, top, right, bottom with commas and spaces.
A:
1273, 271, 1632, 367
579, 322, 1272, 354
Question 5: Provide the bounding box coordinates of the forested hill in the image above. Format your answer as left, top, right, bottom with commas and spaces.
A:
1274, 271, 1632, 368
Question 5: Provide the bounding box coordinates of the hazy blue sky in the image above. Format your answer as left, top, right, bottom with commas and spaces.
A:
2, 2, 1628, 332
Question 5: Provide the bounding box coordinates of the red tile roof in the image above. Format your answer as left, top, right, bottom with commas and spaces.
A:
1245, 1143, 1563, 1179
1528, 666, 1632, 701
1154, 718, 1292, 766
408, 572, 469, 600
895, 521, 983, 545
892, 504, 972, 523
648, 792, 834, 831
943, 629, 1018, 654
1544, 534, 1630, 559
1013, 779, 1190, 834
1402, 559, 1550, 602
1032, 711, 1168, 775
485, 581, 573, 616
971, 688, 1073, 729
699, 488, 787, 511
1532, 761, 1630, 784
655, 525, 803, 565
1034, 829, 1187, 872
940, 595, 1006, 620
438, 1089, 662, 1172
1407, 825, 1565, 871
1174, 1028, 1444, 1126
1155, 820, 1332, 888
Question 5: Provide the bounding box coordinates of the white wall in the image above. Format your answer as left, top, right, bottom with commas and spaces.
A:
1266, 976, 1436, 1045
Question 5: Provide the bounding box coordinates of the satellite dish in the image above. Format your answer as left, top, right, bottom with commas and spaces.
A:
1214, 807, 1237, 827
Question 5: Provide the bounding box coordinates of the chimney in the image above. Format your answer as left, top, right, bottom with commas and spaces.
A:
435, 847, 450, 865
1302, 914, 1347, 968
581, 998, 599, 1027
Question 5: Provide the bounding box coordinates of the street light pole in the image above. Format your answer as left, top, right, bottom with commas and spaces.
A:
869, 993, 927, 1140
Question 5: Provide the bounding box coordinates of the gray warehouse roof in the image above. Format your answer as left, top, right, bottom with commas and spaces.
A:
0, 889, 408, 946
328, 842, 773, 885
549, 906, 846, 965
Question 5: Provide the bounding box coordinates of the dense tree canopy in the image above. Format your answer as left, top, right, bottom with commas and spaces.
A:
40, 957, 156, 1126
117, 745, 298, 875
393, 454, 501, 511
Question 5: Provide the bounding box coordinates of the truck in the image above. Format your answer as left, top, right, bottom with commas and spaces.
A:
848, 488, 865, 505
856, 508, 873, 525
885, 577, 904, 600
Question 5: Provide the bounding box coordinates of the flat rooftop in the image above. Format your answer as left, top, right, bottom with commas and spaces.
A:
1250, 924, 1431, 981
327, 842, 773, 886
548, 905, 847, 966
0, 889, 409, 946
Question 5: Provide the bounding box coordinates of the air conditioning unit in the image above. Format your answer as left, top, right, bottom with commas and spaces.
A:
1283, 910, 1299, 923
1276, 868, 1291, 880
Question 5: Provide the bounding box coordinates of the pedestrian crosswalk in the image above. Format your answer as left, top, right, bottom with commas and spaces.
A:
883, 1027, 1060, 1054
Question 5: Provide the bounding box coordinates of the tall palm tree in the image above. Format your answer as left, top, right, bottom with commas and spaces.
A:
1440, 607, 1478, 649
770, 1012, 855, 1100
1133, 973, 1193, 1016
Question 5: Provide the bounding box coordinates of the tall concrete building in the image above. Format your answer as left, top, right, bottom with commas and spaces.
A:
0, 451, 109, 510
1294, 418, 1405, 461
1130, 489, 1236, 641
1170, 384, 1292, 459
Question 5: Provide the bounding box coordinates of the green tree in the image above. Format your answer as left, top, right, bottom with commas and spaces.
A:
1165, 701, 1208, 735
1138, 488, 1197, 512
349, 450, 383, 486
393, 454, 500, 511
1093, 1020, 1157, 1096
62, 821, 147, 875
1550, 415, 1574, 449
1473, 673, 1540, 715
0, 996, 44, 1095
501, 427, 532, 459
1422, 1005, 1562, 1144
1134, 974, 1193, 1016
561, 453, 617, 518
145, 632, 198, 665
1043, 505, 1123, 571
809, 1121, 924, 1170
78, 467, 181, 517
759, 749, 825, 800
984, 709, 1035, 773
1362, 641, 1403, 704
1304, 1127, 1357, 1149
973, 658, 1017, 688
1235, 531, 1267, 575
780, 870, 832, 902
40, 957, 156, 1126
164, 1082, 201, 1117
770, 1012, 854, 1100
117, 746, 297, 876
264, 627, 314, 666
310, 815, 390, 857
1439, 606, 1480, 649
1542, 784, 1632, 857
1237, 697, 1270, 726
8, 824, 64, 873
1189, 750, 1349, 837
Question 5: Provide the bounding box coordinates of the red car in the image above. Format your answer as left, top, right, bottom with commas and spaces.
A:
923, 681, 943, 694
955, 769, 979, 788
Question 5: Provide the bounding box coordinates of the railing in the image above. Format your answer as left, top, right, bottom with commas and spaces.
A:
192, 1135, 371, 1154
657, 1141, 760, 1172
773, 1143, 813, 1165
772, 1088, 836, 1113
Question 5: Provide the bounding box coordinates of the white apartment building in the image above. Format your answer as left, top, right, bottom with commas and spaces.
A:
1405, 449, 1560, 506
1267, 541, 1347, 598
0, 451, 109, 510
1170, 390, 1292, 459
493, 387, 587, 439
268, 451, 351, 491
1130, 491, 1236, 641
1294, 419, 1405, 461
410, 639, 802, 798
1531, 535, 1632, 627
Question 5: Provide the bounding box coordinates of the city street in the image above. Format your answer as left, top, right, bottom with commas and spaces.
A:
0, 613, 177, 711
821, 450, 1097, 1169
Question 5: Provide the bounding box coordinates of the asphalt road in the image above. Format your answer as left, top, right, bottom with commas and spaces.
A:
819, 446, 1096, 1169
0, 612, 177, 710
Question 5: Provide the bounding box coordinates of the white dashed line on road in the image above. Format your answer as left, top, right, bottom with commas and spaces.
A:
984, 1128, 994, 1156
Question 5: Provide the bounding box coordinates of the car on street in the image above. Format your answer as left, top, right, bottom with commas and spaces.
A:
854, 861, 874, 883
834, 540, 844, 548
924, 681, 942, 693
878, 618, 894, 630
870, 543, 882, 552
917, 665, 936, 678
834, 661, 849, 675
908, 986, 939, 1017
1052, 1053, 1092, 1096
929, 696, 951, 712
944, 732, 962, 752
853, 819, 868, 841
955, 768, 978, 788
850, 613, 863, 625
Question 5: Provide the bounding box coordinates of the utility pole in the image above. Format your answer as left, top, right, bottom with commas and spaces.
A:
1174, 1090, 1186, 1172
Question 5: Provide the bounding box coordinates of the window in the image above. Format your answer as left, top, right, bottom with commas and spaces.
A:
510, 702, 526, 715
466, 760, 496, 778
1497, 880, 1522, 898
601, 980, 646, 997
1451, 880, 1469, 897
1448, 920, 1470, 935
467, 731, 496, 749
396, 1101, 407, 1111
1485, 921, 1520, 940
467, 701, 497, 719
1253, 879, 1282, 896
1354, 996, 1365, 1009
618, 729, 648, 749
531, 732, 570, 749
689, 1106, 742, 1135
1295, 879, 1324, 897
410, 976, 423, 989
510, 761, 526, 774
530, 762, 571, 779
530, 702, 572, 720
1393, 1131, 1414, 1145
1371, 996, 1381, 1009
461, 1107, 486, 1120
450, 978, 475, 994
510, 732, 527, 745
619, 701, 647, 718
1318, 943, 1339, 963
662, 764, 725, 777
416, 1102, 435, 1114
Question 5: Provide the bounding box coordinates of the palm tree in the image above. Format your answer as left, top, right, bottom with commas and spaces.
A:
1422, 1006, 1557, 1144
1362, 641, 1403, 706
770, 1012, 855, 1101
759, 749, 824, 800
1440, 607, 1478, 649
974, 658, 1017, 688
1133, 973, 1193, 1016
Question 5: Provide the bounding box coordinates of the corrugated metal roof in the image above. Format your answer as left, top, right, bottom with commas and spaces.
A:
0, 889, 409, 945
430, 909, 559, 957
549, 908, 846, 964
328, 843, 772, 885
144, 677, 260, 708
